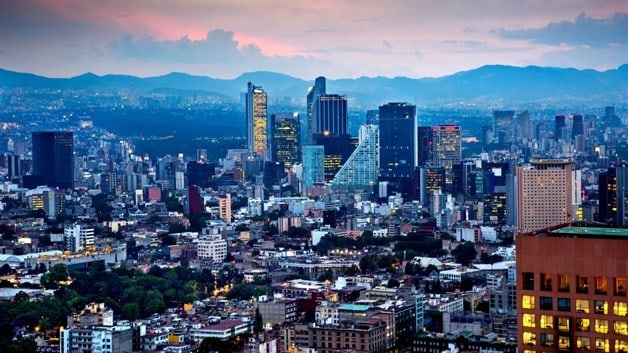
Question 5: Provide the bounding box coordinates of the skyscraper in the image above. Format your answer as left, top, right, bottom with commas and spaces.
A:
571, 113, 584, 140
270, 113, 301, 170
493, 110, 516, 145
312, 94, 348, 137
516, 159, 578, 234
332, 124, 379, 189
306, 76, 326, 145
554, 114, 566, 141
302, 145, 325, 192
417, 126, 433, 166
245, 82, 268, 155
431, 125, 461, 190
32, 131, 74, 189
379, 102, 417, 199
598, 164, 628, 225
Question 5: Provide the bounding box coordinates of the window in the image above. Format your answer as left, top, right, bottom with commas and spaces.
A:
577, 317, 590, 331
540, 297, 553, 310
523, 272, 535, 290
577, 275, 589, 294
558, 274, 570, 292
616, 339, 628, 353
540, 314, 554, 329
522, 295, 536, 309
616, 277, 627, 297
576, 299, 590, 313
541, 273, 553, 291
541, 333, 554, 346
596, 276, 608, 295
523, 331, 536, 345
615, 321, 628, 336
615, 302, 628, 316
595, 338, 609, 353
523, 313, 536, 328
558, 298, 571, 312
557, 336, 570, 350
596, 319, 609, 334
595, 300, 609, 315
576, 336, 591, 350
557, 317, 570, 332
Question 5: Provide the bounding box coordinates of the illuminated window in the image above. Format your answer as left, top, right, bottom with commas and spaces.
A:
523, 313, 536, 328
615, 302, 628, 317
615, 339, 628, 353
576, 318, 590, 332
541, 273, 553, 291
597, 276, 609, 295
540, 315, 554, 329
577, 275, 589, 293
558, 274, 570, 292
595, 338, 609, 353
616, 277, 627, 297
595, 300, 609, 315
540, 333, 554, 346
576, 299, 590, 313
576, 336, 590, 349
557, 336, 570, 350
615, 321, 628, 336
523, 331, 536, 346
596, 319, 609, 334
557, 317, 570, 332
522, 295, 535, 309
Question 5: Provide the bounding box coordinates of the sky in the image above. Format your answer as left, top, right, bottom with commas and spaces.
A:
1, 0, 627, 79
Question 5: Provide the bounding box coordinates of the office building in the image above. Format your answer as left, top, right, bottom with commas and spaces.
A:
515, 159, 577, 234
306, 76, 327, 145
302, 145, 325, 192
32, 131, 74, 189
270, 112, 301, 169
493, 110, 516, 145
379, 102, 417, 199
484, 193, 507, 225
333, 124, 379, 189
517, 224, 628, 352
598, 165, 628, 225
417, 126, 433, 166
572, 114, 584, 140
366, 109, 379, 125
431, 125, 461, 191
25, 186, 62, 219
555, 115, 567, 141
187, 160, 215, 189
517, 111, 535, 141
245, 82, 268, 155
197, 234, 227, 263
312, 94, 347, 137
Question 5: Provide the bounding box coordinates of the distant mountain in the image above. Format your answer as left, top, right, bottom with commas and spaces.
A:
2, 64, 627, 104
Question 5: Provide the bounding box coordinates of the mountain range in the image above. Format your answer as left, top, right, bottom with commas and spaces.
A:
2, 64, 628, 105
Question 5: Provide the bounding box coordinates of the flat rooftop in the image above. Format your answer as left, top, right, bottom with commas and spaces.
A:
550, 226, 628, 237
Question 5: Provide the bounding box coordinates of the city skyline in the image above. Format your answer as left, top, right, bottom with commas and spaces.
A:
1, 1, 627, 79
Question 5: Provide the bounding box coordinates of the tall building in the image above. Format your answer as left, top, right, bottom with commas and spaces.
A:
379, 102, 417, 199
417, 126, 433, 166
187, 160, 215, 188
316, 133, 353, 183
219, 193, 232, 224
493, 110, 516, 145
64, 223, 95, 253
270, 112, 301, 169
312, 94, 348, 137
245, 82, 268, 155
306, 76, 326, 145
516, 111, 535, 141
366, 109, 379, 125
517, 224, 628, 353
32, 131, 74, 189
332, 124, 379, 189
431, 125, 461, 190
302, 146, 325, 192
516, 159, 577, 234
598, 164, 628, 225
572, 114, 584, 140
554, 115, 566, 141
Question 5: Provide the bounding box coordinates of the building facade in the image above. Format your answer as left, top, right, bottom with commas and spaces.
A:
246, 82, 268, 155
270, 112, 301, 170
32, 131, 74, 189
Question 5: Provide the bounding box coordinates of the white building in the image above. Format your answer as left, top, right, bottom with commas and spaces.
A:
64, 223, 95, 253
60, 325, 133, 353
197, 234, 227, 263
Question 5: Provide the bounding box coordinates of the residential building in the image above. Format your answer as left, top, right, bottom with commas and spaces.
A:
197, 234, 227, 263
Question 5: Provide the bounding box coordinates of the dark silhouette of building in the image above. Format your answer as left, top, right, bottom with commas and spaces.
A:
379, 102, 417, 199
306, 76, 327, 145
417, 126, 433, 166
554, 114, 566, 141
598, 164, 628, 225
571, 114, 584, 139
187, 161, 215, 188
32, 131, 74, 189
493, 110, 516, 145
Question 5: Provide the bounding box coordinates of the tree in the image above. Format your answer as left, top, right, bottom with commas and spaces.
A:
254, 308, 263, 334
0, 264, 12, 276
387, 278, 400, 288
452, 242, 477, 266
41, 264, 69, 289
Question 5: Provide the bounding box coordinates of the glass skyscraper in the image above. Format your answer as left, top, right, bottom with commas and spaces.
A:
271, 112, 301, 170
32, 131, 74, 189
246, 82, 268, 155
333, 124, 379, 189
302, 145, 325, 191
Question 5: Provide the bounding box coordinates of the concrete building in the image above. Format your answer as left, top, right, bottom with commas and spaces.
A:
64, 223, 95, 253
196, 234, 227, 263
257, 299, 298, 326
60, 325, 133, 353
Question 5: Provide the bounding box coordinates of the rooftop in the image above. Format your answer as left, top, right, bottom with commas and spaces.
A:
339, 304, 371, 312
552, 226, 628, 237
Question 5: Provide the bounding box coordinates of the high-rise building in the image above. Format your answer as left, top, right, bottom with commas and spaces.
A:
516, 159, 578, 234
332, 124, 379, 189
493, 110, 516, 145
572, 114, 584, 140
301, 145, 325, 192
554, 115, 567, 141
187, 160, 215, 188
420, 165, 445, 206
219, 193, 232, 224
417, 126, 433, 166
379, 102, 417, 199
484, 193, 507, 225
270, 112, 301, 169
32, 131, 74, 189
366, 109, 379, 125
517, 224, 628, 353
516, 111, 535, 141
306, 77, 327, 145
312, 94, 348, 137
431, 125, 461, 190
598, 164, 628, 225
245, 82, 268, 155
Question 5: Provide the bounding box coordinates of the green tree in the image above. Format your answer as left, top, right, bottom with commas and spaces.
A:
41, 264, 69, 289
254, 307, 263, 334
452, 242, 477, 266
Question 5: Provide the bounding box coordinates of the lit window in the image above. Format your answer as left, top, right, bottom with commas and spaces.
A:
540, 315, 554, 329
615, 339, 628, 353
595, 300, 609, 315
616, 277, 627, 297
596, 319, 609, 334
615, 321, 628, 336
596, 276, 608, 295
523, 313, 536, 328
557, 336, 570, 350
558, 274, 570, 292
576, 318, 590, 332
523, 331, 536, 346
595, 338, 609, 353
615, 302, 628, 317
557, 317, 570, 331
576, 299, 589, 313
541, 273, 553, 291
576, 336, 590, 349
522, 295, 535, 310
540, 333, 554, 346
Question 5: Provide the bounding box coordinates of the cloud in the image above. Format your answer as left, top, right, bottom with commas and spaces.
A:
496, 12, 628, 48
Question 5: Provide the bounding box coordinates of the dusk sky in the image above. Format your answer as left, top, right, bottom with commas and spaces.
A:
1, 0, 627, 79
